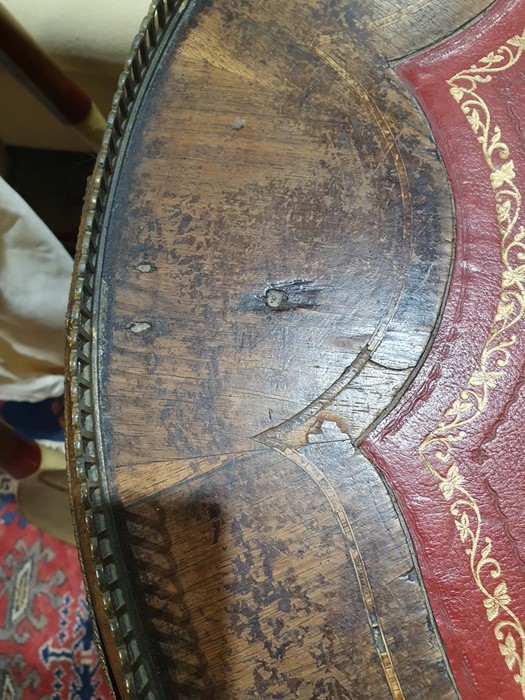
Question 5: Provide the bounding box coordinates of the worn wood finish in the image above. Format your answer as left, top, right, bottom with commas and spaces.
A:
67, 1, 493, 698
345, 0, 492, 61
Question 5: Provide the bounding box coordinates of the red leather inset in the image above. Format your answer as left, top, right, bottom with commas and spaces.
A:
363, 2, 525, 698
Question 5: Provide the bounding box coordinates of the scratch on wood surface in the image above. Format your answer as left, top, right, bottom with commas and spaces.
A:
365, 0, 434, 30
180, 35, 272, 87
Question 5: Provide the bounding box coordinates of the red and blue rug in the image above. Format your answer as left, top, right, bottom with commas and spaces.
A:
0, 399, 112, 700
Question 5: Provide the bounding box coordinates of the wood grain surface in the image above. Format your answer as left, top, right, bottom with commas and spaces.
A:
66, 0, 493, 698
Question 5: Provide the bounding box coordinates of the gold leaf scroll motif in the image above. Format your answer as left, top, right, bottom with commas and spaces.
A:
420, 27, 525, 696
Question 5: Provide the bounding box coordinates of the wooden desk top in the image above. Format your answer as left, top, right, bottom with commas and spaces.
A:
65, 1, 525, 698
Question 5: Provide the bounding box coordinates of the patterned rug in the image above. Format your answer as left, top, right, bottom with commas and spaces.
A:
0, 401, 113, 700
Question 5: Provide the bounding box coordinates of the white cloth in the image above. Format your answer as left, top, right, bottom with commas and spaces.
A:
0, 176, 72, 402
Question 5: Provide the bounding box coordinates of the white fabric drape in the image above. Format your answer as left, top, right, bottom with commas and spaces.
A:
0, 176, 72, 401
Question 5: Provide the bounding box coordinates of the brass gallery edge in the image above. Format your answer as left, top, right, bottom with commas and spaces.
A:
66, 2, 194, 699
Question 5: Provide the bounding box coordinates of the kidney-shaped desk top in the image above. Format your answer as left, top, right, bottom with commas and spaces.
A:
66, 1, 525, 698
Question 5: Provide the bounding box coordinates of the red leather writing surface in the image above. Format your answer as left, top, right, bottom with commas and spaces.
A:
363, 2, 525, 698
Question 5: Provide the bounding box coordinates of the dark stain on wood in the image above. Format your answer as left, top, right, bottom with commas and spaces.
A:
67, 0, 494, 698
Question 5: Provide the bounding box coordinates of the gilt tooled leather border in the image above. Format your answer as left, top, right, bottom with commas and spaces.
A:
364, 3, 525, 698
420, 29, 525, 695
65, 2, 196, 698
